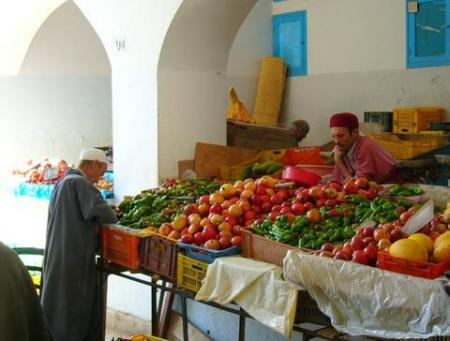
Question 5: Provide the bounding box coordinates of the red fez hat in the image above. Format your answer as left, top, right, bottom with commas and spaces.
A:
330, 112, 359, 130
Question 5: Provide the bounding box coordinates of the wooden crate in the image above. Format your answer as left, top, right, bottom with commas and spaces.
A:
241, 229, 307, 267
227, 121, 297, 150
393, 107, 445, 134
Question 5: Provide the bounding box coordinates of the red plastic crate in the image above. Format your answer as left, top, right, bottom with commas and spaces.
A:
140, 233, 177, 281
101, 225, 141, 270
377, 251, 450, 279
278, 147, 323, 166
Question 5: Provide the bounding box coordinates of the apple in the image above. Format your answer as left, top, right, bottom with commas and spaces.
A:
250, 195, 263, 205
390, 228, 405, 242
183, 204, 199, 216
351, 235, 365, 251
188, 223, 201, 235
204, 239, 220, 250
260, 202, 271, 213
362, 227, 375, 238
268, 211, 280, 221
363, 244, 378, 262
172, 215, 188, 231
219, 183, 236, 198
231, 236, 242, 247
354, 177, 369, 189
168, 230, 181, 240
319, 251, 333, 257
343, 180, 358, 194
342, 241, 353, 255
244, 210, 257, 221
188, 213, 201, 226
352, 250, 369, 265
202, 225, 217, 241
320, 242, 334, 252
291, 202, 305, 215
373, 228, 388, 241
240, 189, 254, 200
158, 223, 172, 236
333, 250, 351, 261
218, 222, 232, 233
232, 225, 242, 236
209, 192, 224, 205
224, 215, 237, 226
219, 237, 231, 249
198, 195, 210, 206
209, 203, 223, 214
198, 203, 210, 216
219, 230, 233, 239
208, 213, 223, 226
228, 204, 243, 217
194, 232, 205, 244
377, 238, 391, 251
180, 234, 194, 244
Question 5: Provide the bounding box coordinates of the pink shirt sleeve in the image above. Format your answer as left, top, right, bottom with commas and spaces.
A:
353, 137, 396, 183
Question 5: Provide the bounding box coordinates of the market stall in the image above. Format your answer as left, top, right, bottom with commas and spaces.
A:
98, 171, 450, 340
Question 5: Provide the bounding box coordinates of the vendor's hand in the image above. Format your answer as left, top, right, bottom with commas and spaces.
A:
333, 146, 345, 163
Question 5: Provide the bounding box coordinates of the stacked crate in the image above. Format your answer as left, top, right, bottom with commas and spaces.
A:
369, 107, 447, 160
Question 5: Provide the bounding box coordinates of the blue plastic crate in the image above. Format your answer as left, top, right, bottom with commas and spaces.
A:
177, 243, 240, 264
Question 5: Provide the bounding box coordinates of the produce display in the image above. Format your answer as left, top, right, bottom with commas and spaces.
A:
12, 159, 71, 184
116, 178, 223, 229
240, 160, 284, 179
386, 184, 424, 197
116, 173, 450, 275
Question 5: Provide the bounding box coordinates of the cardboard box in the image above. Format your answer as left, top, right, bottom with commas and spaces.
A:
194, 142, 258, 178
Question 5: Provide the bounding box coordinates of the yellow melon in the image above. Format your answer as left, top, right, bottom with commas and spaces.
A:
389, 239, 428, 262
434, 230, 450, 246
408, 233, 434, 254
433, 239, 450, 264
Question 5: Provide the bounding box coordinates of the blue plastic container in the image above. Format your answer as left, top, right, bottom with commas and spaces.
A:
177, 243, 240, 264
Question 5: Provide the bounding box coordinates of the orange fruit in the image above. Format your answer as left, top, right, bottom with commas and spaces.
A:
434, 231, 450, 246
389, 239, 428, 262
408, 233, 434, 254
433, 239, 450, 264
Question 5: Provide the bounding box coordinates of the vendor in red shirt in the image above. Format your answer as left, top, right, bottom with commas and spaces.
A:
330, 112, 402, 184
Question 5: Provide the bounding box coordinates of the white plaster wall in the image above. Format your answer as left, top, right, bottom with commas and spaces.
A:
158, 0, 258, 179
0, 75, 112, 171
226, 0, 273, 119
272, 0, 450, 147
74, 0, 183, 200
158, 70, 227, 179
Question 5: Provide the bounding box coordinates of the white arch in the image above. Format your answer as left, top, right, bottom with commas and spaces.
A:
20, 0, 110, 75
157, 0, 259, 178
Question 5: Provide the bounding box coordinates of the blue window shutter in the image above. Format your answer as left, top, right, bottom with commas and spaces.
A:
407, 0, 450, 68
273, 11, 307, 76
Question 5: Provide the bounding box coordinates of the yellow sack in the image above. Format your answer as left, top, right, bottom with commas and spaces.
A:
226, 87, 254, 123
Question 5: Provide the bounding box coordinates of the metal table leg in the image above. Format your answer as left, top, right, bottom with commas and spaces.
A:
181, 293, 189, 341
151, 277, 158, 335
239, 307, 246, 341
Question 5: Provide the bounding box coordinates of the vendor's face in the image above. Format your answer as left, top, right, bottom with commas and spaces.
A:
88, 161, 107, 182
331, 127, 357, 151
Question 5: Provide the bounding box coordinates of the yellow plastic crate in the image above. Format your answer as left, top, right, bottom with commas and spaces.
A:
369, 134, 447, 160
177, 253, 208, 293
393, 107, 444, 134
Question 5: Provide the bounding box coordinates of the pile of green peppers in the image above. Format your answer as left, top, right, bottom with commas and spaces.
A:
386, 184, 423, 196
250, 195, 418, 250
117, 179, 222, 229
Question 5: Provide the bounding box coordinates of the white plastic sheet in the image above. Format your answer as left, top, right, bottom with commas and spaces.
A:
284, 250, 450, 339
195, 256, 297, 337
